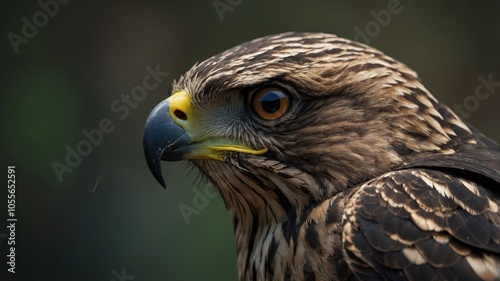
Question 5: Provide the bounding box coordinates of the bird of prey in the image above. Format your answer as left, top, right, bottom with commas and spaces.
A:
143, 32, 500, 281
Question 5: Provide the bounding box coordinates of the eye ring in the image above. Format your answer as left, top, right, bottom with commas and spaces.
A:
251, 87, 290, 121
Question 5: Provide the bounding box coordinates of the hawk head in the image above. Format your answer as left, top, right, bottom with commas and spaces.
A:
143, 32, 470, 222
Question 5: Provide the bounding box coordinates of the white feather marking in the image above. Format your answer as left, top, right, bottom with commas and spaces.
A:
460, 179, 481, 196
448, 115, 472, 134
466, 254, 500, 281
410, 211, 443, 231
402, 247, 426, 265
433, 234, 450, 244
488, 199, 499, 213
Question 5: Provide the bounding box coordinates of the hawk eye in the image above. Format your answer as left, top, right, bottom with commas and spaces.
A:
251, 87, 290, 120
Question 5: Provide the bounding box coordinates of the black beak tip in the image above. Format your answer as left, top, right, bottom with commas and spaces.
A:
143, 100, 171, 189
143, 99, 191, 189
143, 145, 167, 189
152, 172, 167, 188
143, 139, 167, 189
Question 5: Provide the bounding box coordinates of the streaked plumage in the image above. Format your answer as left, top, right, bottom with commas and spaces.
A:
143, 32, 500, 280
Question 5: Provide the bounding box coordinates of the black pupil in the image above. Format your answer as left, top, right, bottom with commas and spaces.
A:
260, 91, 283, 113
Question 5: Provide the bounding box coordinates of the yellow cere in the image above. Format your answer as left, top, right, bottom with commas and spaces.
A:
168, 91, 194, 130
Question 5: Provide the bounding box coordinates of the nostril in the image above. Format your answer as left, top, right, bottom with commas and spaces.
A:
174, 109, 187, 121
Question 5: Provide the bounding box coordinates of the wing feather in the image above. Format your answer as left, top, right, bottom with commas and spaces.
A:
343, 168, 500, 280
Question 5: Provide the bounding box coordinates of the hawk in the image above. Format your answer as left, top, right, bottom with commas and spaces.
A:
143, 32, 500, 281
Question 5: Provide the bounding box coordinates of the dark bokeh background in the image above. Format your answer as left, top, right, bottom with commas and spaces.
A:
1, 1, 499, 280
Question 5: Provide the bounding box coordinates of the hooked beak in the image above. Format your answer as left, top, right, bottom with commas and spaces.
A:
142, 99, 192, 188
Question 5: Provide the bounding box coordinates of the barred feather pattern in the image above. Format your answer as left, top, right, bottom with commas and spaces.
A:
171, 32, 500, 280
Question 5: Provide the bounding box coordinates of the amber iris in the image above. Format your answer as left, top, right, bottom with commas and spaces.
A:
251, 87, 290, 120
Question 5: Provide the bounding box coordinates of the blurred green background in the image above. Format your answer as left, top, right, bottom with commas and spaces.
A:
0, 1, 499, 280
